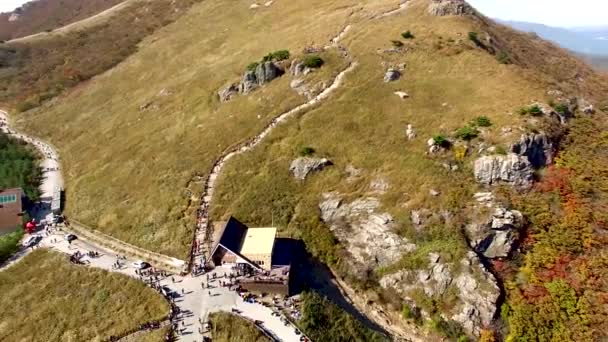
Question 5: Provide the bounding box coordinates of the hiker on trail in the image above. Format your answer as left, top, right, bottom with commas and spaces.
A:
171, 276, 175, 283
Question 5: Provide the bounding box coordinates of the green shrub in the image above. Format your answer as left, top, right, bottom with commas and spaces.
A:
303, 55, 324, 68
432, 135, 450, 148
402, 304, 422, 324
299, 146, 315, 156
468, 31, 479, 42
554, 103, 569, 115
496, 51, 511, 64
528, 104, 543, 116
430, 315, 467, 340
0, 228, 24, 264
518, 104, 543, 116
246, 62, 259, 71
455, 126, 479, 140
391, 40, 404, 47
401, 30, 415, 39
472, 116, 492, 127
262, 49, 290, 62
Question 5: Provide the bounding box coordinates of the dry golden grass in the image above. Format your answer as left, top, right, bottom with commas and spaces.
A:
16, 0, 356, 259
0, 249, 169, 342
209, 312, 270, 342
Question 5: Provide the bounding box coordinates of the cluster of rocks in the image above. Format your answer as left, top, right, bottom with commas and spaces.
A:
218, 61, 284, 102
465, 192, 524, 258
428, 0, 475, 16
379, 251, 499, 336
319, 193, 416, 274
289, 157, 332, 180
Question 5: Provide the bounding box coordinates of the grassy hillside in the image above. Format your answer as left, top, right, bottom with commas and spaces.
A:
0, 0, 123, 41
16, 0, 354, 258
0, 249, 169, 341
0, 0, 201, 111
209, 312, 270, 342
8, 0, 608, 339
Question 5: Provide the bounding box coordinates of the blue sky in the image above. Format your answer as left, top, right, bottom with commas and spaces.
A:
1, 0, 607, 28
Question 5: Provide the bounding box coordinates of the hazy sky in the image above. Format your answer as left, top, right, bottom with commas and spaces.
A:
468, 0, 607, 28
1, 0, 606, 28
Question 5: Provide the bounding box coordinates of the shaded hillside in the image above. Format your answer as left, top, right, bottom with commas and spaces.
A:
0, 0, 124, 41
0, 0, 201, 110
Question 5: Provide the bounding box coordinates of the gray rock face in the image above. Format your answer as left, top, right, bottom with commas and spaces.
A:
220, 62, 285, 101
289, 157, 332, 180
451, 252, 500, 336
428, 0, 475, 16
474, 153, 533, 188
218, 83, 239, 102
319, 193, 416, 272
510, 133, 554, 168
383, 68, 401, 82
239, 70, 259, 94
255, 61, 284, 85
379, 251, 499, 336
465, 192, 524, 258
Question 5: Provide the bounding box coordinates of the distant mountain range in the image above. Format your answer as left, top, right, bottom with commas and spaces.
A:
499, 20, 608, 56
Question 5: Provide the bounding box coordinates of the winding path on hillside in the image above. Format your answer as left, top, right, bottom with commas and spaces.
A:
0, 23, 359, 342
189, 24, 357, 271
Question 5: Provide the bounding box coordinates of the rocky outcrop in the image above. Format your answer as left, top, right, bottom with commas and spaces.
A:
219, 61, 285, 102
474, 153, 533, 188
465, 192, 524, 258
428, 0, 475, 16
451, 252, 500, 336
380, 251, 499, 336
290, 59, 311, 76
510, 133, 555, 168
319, 193, 416, 273
289, 157, 332, 180
218, 83, 239, 102
384, 68, 401, 82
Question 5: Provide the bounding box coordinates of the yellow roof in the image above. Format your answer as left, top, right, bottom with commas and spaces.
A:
239, 227, 277, 256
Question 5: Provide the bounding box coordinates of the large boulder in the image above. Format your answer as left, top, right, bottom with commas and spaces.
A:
474, 153, 533, 188
465, 192, 524, 258
289, 157, 332, 180
380, 251, 499, 337
239, 70, 259, 94
428, 0, 475, 16
255, 61, 284, 85
383, 68, 401, 82
510, 133, 555, 168
319, 193, 416, 273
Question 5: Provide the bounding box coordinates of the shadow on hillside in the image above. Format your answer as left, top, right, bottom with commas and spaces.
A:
275, 238, 389, 337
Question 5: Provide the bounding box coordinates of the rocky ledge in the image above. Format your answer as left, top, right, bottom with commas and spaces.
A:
319, 193, 416, 274
428, 0, 475, 16
289, 157, 332, 180
218, 61, 284, 102
465, 192, 524, 258
380, 251, 499, 337
474, 153, 533, 188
